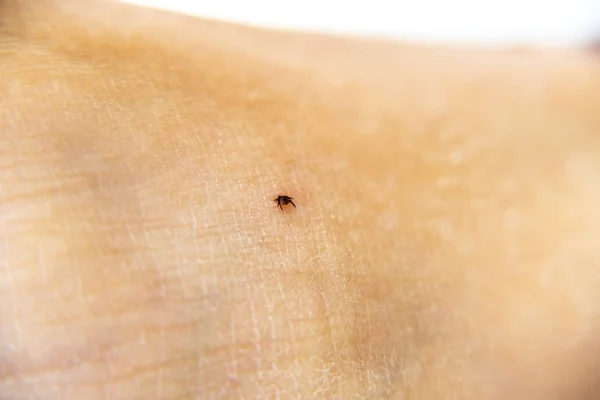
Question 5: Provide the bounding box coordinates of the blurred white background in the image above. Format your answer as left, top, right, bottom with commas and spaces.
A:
121, 0, 599, 46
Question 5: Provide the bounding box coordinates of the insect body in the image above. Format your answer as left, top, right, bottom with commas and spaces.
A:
274, 195, 296, 211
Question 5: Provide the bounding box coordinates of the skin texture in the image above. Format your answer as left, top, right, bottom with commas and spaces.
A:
1, 0, 600, 398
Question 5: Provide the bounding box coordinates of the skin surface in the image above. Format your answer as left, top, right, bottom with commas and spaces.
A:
1, 0, 600, 399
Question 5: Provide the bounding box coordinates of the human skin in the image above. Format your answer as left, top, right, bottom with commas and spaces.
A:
1, 0, 600, 399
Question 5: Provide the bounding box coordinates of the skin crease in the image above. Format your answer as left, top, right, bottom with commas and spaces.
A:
1, 0, 600, 399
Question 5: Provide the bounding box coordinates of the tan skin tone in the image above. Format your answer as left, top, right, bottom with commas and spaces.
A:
1, 0, 600, 399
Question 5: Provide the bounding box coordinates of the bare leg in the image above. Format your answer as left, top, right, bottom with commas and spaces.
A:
1, 1, 600, 399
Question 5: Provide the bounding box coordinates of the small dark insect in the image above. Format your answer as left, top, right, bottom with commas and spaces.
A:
274, 195, 296, 211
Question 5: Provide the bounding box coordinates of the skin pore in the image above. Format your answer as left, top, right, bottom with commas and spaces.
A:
1, 0, 600, 398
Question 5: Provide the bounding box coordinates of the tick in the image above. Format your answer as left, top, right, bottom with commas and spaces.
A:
274, 195, 296, 211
